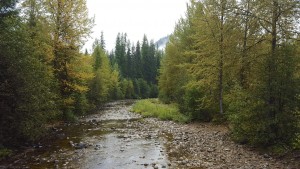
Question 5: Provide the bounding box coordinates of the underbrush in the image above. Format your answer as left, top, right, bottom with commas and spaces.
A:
131, 99, 190, 123
0, 148, 12, 160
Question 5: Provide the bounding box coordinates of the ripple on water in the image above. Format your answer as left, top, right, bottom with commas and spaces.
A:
80, 133, 169, 169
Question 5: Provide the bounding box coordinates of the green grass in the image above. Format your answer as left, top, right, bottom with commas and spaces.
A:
131, 99, 190, 123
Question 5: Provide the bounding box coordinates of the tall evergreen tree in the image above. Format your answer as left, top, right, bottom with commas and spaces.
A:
134, 41, 143, 79
115, 33, 127, 77
0, 0, 60, 145
100, 31, 106, 50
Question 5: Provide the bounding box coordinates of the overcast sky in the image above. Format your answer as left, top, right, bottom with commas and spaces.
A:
85, 0, 189, 52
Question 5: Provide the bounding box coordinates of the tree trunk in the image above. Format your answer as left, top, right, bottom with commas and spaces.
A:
240, 0, 250, 88
219, 0, 225, 114
268, 0, 278, 118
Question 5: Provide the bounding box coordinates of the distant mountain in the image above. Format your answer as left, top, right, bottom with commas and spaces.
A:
156, 36, 169, 50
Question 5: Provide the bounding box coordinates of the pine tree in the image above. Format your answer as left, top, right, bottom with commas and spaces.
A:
89, 44, 111, 107
134, 41, 143, 79
0, 0, 60, 144
100, 31, 106, 50
141, 35, 150, 81
115, 33, 127, 77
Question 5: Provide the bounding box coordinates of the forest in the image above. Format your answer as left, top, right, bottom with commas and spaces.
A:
159, 0, 300, 148
0, 0, 300, 156
0, 0, 161, 148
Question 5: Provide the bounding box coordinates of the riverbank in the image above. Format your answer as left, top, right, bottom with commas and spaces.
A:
133, 118, 300, 169
1, 100, 299, 169
132, 99, 300, 169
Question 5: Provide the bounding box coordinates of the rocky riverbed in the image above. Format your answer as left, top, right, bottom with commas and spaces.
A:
136, 119, 300, 169
1, 100, 299, 169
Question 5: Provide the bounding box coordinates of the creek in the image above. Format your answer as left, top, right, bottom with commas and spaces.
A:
3, 101, 170, 169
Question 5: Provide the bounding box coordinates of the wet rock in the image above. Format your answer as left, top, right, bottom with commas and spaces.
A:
118, 134, 130, 139
293, 154, 300, 158
52, 127, 58, 131
63, 161, 69, 166
69, 141, 74, 147
74, 142, 87, 149
145, 134, 152, 139
180, 159, 189, 165
96, 144, 103, 148
263, 154, 270, 158
57, 133, 66, 139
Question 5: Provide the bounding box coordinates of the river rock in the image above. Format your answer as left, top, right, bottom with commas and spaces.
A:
74, 142, 87, 149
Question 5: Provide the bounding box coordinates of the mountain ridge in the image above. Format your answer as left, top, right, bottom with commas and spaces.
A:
156, 36, 169, 50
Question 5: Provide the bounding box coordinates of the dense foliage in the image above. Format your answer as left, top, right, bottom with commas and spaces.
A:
0, 0, 61, 146
158, 0, 300, 147
109, 33, 162, 99
0, 0, 162, 148
1, 0, 299, 152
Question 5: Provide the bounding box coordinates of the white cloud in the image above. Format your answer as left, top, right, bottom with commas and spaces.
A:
84, 0, 189, 52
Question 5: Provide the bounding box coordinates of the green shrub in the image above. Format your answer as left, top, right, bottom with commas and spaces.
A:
180, 84, 216, 122
149, 83, 159, 98
226, 86, 299, 147
0, 148, 12, 160
131, 99, 190, 123
293, 133, 300, 149
138, 79, 150, 98
74, 93, 90, 116
64, 109, 77, 122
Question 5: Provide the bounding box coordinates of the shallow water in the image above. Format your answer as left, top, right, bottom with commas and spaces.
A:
3, 100, 169, 169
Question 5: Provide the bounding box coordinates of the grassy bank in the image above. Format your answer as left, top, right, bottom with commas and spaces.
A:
131, 99, 190, 123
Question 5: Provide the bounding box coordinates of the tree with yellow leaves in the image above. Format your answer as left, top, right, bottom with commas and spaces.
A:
44, 0, 93, 118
